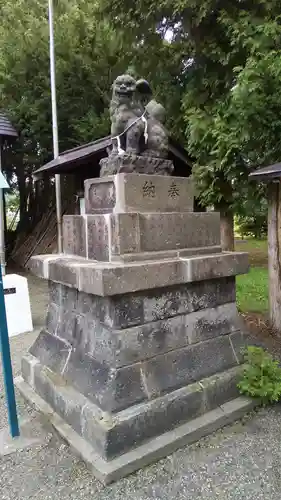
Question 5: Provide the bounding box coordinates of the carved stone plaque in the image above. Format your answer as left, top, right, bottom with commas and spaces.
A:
85, 180, 116, 214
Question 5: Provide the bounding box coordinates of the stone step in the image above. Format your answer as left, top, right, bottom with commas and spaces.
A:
25, 324, 246, 412
16, 364, 258, 484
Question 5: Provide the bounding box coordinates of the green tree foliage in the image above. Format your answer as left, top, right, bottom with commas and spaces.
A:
0, 0, 188, 238
101, 0, 281, 247
0, 0, 131, 165
0, 0, 134, 233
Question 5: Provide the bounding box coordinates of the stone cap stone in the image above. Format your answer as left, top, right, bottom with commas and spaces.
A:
29, 251, 249, 297
84, 173, 194, 214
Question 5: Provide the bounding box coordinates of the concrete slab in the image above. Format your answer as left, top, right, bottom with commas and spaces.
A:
15, 375, 258, 485
0, 415, 51, 456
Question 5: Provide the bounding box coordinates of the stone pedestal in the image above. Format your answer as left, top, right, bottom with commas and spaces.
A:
19, 173, 250, 483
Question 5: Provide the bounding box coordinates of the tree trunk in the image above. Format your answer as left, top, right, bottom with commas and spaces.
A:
220, 208, 234, 251
268, 182, 281, 334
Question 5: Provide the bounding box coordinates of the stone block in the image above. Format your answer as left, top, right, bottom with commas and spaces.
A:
60, 284, 78, 311
30, 251, 248, 296
88, 259, 184, 296
48, 278, 235, 332
84, 174, 194, 214
185, 251, 249, 282
141, 334, 239, 398
45, 303, 60, 335
111, 303, 241, 368
30, 330, 71, 375
56, 309, 78, 345
42, 283, 241, 368
142, 277, 236, 323
48, 258, 81, 288
19, 353, 244, 462
49, 281, 62, 304
139, 212, 220, 252
110, 213, 141, 256
64, 351, 147, 412
87, 215, 110, 261
109, 293, 144, 328
202, 366, 242, 409
105, 366, 242, 459
29, 254, 59, 280
63, 215, 86, 257
85, 177, 116, 214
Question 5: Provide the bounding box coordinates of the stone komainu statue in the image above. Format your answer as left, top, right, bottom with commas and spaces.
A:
99, 73, 173, 176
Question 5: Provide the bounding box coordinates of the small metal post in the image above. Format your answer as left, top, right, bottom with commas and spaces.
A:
0, 141, 6, 276
0, 265, 19, 437
48, 0, 63, 253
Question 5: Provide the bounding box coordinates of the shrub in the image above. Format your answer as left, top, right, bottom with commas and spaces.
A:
238, 346, 281, 405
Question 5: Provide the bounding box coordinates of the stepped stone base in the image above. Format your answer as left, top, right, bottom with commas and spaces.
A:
16, 372, 256, 484
23, 173, 250, 483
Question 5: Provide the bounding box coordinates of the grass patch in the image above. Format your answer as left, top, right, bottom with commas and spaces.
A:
236, 267, 268, 314
235, 238, 267, 267
235, 239, 268, 314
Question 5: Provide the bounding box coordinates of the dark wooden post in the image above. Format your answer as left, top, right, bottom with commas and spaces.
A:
268, 182, 281, 333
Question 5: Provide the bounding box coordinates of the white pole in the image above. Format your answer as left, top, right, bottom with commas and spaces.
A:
0, 142, 5, 275
48, 0, 63, 253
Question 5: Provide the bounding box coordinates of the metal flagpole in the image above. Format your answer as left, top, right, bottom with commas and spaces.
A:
0, 140, 6, 276
48, 0, 63, 253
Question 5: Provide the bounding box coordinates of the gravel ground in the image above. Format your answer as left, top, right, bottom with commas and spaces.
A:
1, 272, 281, 499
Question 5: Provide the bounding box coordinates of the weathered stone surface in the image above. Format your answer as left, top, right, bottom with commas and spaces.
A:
139, 212, 220, 252
49, 281, 62, 304
79, 259, 184, 296
99, 154, 174, 177
30, 330, 71, 374
87, 215, 110, 261
45, 303, 60, 335
142, 277, 236, 323
29, 254, 60, 280
62, 211, 222, 263
20, 352, 244, 461
105, 367, 242, 459
48, 278, 236, 331
142, 334, 240, 398
61, 284, 78, 311
43, 283, 241, 368
112, 246, 222, 263
230, 330, 249, 363
110, 303, 242, 368
84, 174, 194, 214
110, 213, 141, 256
28, 326, 243, 410
85, 177, 116, 215
185, 251, 250, 283
30, 252, 248, 296
63, 215, 86, 257
109, 293, 144, 328
64, 351, 146, 412
202, 365, 242, 410
48, 258, 82, 288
